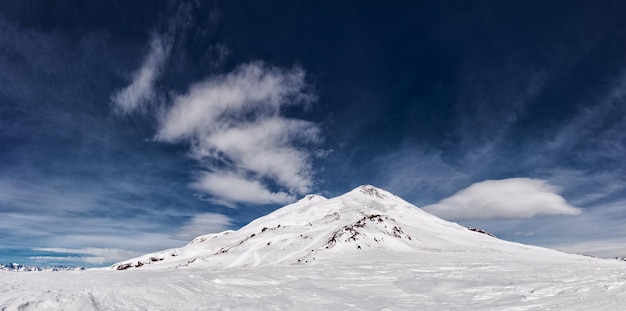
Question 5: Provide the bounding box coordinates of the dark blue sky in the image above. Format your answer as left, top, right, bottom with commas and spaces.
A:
1, 1, 626, 266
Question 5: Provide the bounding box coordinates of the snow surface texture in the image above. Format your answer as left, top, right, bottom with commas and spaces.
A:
2, 185, 626, 310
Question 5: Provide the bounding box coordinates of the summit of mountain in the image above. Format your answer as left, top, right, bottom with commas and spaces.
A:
112, 185, 580, 270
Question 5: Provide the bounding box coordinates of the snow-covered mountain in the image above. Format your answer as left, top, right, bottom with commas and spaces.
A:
4, 185, 626, 310
113, 185, 576, 271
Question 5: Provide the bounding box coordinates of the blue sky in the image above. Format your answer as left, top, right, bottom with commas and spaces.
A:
1, 1, 626, 267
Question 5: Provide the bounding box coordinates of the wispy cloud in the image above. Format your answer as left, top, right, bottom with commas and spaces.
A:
551, 239, 626, 258
190, 172, 295, 207
109, 1, 204, 115
0, 175, 227, 265
33, 248, 142, 265
373, 148, 469, 205
154, 62, 320, 206
521, 70, 626, 209
171, 213, 233, 241
111, 34, 170, 114
546, 71, 626, 159
109, 7, 321, 207
0, 210, 184, 259
423, 178, 581, 219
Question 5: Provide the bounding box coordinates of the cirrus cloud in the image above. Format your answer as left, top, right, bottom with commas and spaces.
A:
423, 178, 582, 219
111, 34, 170, 114
33, 248, 142, 265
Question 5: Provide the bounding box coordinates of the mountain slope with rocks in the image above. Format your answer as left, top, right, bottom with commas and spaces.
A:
3, 185, 626, 310
113, 185, 580, 270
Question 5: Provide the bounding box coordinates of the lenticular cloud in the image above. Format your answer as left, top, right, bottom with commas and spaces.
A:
423, 178, 581, 219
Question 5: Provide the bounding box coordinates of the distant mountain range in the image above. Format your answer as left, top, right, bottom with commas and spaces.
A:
0, 262, 84, 272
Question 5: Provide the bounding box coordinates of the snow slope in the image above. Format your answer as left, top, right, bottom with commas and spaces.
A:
2, 185, 626, 310
112, 185, 576, 270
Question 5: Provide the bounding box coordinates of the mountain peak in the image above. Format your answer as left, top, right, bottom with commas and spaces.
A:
353, 184, 392, 199
113, 186, 567, 271
298, 194, 327, 203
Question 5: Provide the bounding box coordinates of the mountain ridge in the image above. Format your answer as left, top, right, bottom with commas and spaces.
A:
112, 185, 577, 270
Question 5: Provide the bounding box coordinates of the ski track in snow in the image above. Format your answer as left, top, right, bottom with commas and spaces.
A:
2, 253, 626, 310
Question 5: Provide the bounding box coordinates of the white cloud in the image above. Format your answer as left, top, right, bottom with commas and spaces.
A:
109, 16, 321, 206
171, 213, 233, 241
193, 118, 320, 193
190, 172, 295, 206
33, 247, 142, 265
156, 63, 312, 141
156, 62, 320, 205
423, 178, 581, 219
28, 256, 117, 265
549, 239, 626, 258
374, 148, 469, 204
111, 34, 169, 114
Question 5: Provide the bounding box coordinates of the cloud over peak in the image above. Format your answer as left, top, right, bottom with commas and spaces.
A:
190, 172, 295, 206
171, 213, 234, 241
157, 63, 320, 205
423, 178, 581, 219
113, 56, 321, 206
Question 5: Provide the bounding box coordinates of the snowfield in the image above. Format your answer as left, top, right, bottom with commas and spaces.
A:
2, 252, 626, 310
2, 186, 625, 310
